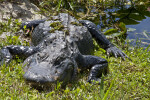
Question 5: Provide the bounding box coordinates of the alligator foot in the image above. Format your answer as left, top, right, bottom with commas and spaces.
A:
87, 63, 108, 84
81, 55, 108, 84
0, 45, 39, 66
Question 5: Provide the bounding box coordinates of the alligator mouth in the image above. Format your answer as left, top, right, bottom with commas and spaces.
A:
25, 80, 58, 91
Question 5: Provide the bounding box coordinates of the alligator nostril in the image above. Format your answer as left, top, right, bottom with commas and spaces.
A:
23, 65, 51, 84
55, 70, 57, 73
24, 71, 48, 84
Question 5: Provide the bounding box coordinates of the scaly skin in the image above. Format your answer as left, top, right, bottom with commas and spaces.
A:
79, 20, 129, 60
0, 13, 129, 89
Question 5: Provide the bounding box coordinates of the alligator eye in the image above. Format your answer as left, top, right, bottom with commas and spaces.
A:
68, 65, 73, 70
54, 56, 65, 66
54, 60, 61, 66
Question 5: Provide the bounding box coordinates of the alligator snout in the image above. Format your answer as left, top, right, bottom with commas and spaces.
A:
23, 66, 55, 84
23, 58, 75, 88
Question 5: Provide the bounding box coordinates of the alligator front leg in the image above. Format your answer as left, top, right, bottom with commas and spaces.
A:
20, 19, 46, 30
79, 20, 129, 60
82, 55, 108, 83
0, 45, 39, 66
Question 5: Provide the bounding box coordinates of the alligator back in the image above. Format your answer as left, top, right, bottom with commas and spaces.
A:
31, 13, 94, 55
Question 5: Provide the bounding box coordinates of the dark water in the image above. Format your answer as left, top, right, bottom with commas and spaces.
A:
126, 17, 150, 47
99, 3, 150, 48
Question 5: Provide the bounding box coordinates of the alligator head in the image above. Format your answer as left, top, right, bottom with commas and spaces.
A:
23, 38, 77, 89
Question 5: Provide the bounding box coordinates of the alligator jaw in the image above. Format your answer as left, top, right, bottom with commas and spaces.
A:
23, 57, 76, 90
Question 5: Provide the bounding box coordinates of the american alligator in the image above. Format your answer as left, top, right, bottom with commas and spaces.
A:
0, 13, 129, 88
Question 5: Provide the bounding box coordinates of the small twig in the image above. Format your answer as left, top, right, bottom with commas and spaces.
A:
78, 4, 90, 20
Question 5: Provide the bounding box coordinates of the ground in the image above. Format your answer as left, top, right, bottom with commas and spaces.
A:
0, 1, 150, 99
0, 28, 149, 99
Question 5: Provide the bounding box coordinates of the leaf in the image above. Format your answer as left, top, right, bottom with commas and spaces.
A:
69, 2, 74, 10
106, 32, 122, 37
119, 22, 127, 35
12, 36, 19, 41
104, 28, 118, 35
143, 31, 150, 40
7, 17, 12, 26
102, 79, 114, 100
119, 22, 126, 31
23, 25, 27, 30
100, 74, 104, 99
119, 18, 139, 25
57, 0, 62, 11
129, 13, 146, 21
127, 28, 136, 32
142, 11, 150, 17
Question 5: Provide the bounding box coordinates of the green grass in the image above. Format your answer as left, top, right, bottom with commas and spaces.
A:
95, 46, 150, 99
0, 16, 150, 100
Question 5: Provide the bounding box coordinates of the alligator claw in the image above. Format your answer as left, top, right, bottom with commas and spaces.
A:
87, 78, 101, 84
0, 55, 4, 66
0, 48, 12, 66
106, 46, 130, 60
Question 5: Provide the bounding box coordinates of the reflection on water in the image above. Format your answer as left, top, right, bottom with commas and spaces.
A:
100, 3, 150, 48
126, 17, 150, 47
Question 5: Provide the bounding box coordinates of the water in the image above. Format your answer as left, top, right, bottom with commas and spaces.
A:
99, 3, 150, 48
126, 17, 150, 47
